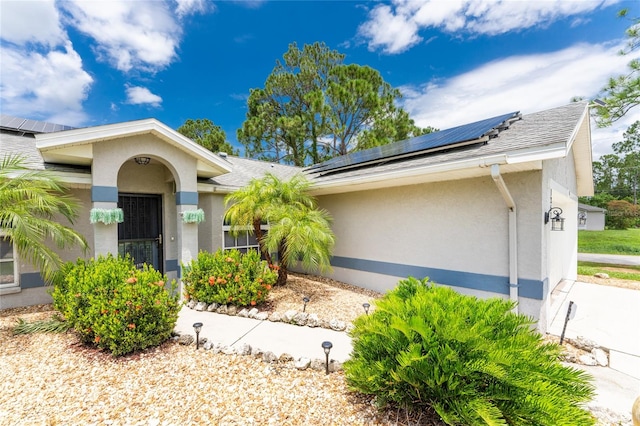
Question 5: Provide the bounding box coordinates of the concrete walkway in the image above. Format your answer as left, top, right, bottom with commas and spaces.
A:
578, 253, 640, 266
175, 307, 353, 362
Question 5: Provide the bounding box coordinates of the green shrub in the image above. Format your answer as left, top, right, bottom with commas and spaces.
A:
182, 249, 277, 306
51, 254, 180, 356
344, 277, 595, 426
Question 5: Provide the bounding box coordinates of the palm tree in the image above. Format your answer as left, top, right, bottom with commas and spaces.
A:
0, 155, 88, 283
224, 173, 334, 286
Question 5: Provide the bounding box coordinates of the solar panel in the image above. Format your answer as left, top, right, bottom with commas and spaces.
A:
307, 111, 520, 175
0, 114, 75, 133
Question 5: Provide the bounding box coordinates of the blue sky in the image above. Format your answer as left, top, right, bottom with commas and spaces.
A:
1, 0, 639, 160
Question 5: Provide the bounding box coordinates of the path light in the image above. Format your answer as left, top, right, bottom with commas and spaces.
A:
302, 296, 310, 313
193, 322, 203, 350
362, 303, 370, 315
322, 341, 333, 375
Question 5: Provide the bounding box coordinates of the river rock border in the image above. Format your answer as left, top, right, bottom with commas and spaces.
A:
186, 299, 353, 333
174, 333, 343, 373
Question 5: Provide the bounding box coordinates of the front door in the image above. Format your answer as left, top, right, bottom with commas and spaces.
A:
118, 194, 163, 272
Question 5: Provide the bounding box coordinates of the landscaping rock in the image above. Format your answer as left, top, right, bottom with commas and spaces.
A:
268, 312, 283, 322
573, 336, 599, 352
306, 313, 320, 328
178, 335, 194, 346
186, 300, 196, 309
227, 305, 238, 316
237, 343, 252, 356
222, 346, 237, 355
283, 310, 297, 323
310, 359, 325, 372
262, 351, 277, 363
329, 318, 346, 331
579, 354, 598, 366
279, 353, 294, 362
329, 360, 342, 372
194, 301, 208, 311
216, 304, 228, 314
255, 312, 269, 321
251, 346, 263, 357
248, 308, 259, 318
594, 272, 610, 279
237, 308, 250, 318
292, 312, 308, 326
593, 348, 608, 366
203, 341, 213, 350
294, 358, 311, 370
207, 303, 219, 312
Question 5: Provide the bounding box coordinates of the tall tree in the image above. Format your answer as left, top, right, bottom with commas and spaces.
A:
595, 9, 640, 127
0, 155, 88, 283
238, 42, 433, 166
224, 173, 334, 286
177, 118, 238, 155
587, 120, 640, 205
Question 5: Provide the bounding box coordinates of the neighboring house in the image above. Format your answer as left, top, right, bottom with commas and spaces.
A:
578, 203, 606, 231
0, 101, 593, 332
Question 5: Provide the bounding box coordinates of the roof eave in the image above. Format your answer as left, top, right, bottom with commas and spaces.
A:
35, 119, 232, 178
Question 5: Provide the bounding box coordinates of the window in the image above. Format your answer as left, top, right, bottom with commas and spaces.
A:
222, 224, 268, 254
0, 236, 17, 287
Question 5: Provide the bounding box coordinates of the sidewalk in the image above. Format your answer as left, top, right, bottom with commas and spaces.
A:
175, 307, 353, 362
548, 280, 640, 418
578, 253, 640, 266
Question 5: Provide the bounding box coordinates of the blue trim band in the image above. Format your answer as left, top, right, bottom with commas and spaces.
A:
91, 186, 118, 202
176, 191, 198, 205
330, 256, 544, 300
20, 273, 46, 289
166, 259, 179, 273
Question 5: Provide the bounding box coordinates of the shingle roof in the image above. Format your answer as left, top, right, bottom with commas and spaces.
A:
578, 203, 606, 212
203, 155, 302, 190
306, 101, 588, 184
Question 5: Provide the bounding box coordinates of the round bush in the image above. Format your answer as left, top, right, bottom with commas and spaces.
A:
344, 277, 595, 426
52, 254, 180, 356
182, 249, 277, 306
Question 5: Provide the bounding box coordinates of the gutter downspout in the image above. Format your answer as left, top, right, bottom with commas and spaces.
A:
491, 164, 518, 313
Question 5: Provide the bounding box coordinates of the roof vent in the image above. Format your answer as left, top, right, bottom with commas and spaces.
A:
218, 152, 228, 158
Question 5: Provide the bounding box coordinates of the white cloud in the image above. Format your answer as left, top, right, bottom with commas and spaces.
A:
400, 41, 637, 159
359, 0, 620, 54
0, 0, 66, 46
175, 0, 211, 17
0, 42, 93, 126
60, 0, 182, 72
125, 86, 163, 107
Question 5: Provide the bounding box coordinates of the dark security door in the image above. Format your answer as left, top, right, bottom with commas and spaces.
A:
118, 194, 163, 272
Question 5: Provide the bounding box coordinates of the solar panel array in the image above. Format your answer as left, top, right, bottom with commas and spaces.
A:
0, 114, 75, 134
307, 111, 520, 175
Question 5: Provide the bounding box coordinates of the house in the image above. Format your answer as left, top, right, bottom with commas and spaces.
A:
0, 101, 594, 332
578, 203, 606, 231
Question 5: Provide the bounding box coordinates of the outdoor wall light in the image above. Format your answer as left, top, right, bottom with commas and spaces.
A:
302, 296, 310, 312
362, 303, 370, 315
134, 156, 151, 165
578, 212, 587, 226
545, 207, 565, 231
193, 322, 203, 350
321, 341, 333, 375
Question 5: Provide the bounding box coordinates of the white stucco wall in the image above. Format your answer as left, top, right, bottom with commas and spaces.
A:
198, 192, 226, 253
316, 170, 547, 322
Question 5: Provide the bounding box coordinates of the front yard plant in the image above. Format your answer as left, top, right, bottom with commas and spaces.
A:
344, 277, 596, 426
182, 248, 277, 306
51, 254, 180, 356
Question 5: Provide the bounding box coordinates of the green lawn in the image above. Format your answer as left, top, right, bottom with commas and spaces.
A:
578, 229, 640, 255
577, 262, 640, 281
